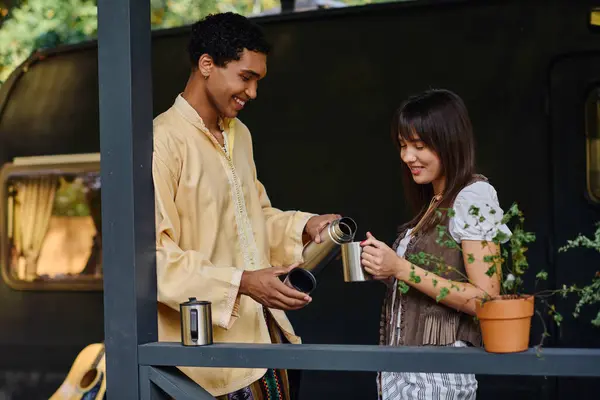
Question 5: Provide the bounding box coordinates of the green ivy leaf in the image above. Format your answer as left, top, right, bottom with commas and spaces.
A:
436, 287, 450, 302
485, 265, 497, 277
536, 271, 548, 281
409, 270, 421, 284
493, 231, 509, 243
483, 255, 494, 263
398, 281, 410, 294
553, 312, 563, 326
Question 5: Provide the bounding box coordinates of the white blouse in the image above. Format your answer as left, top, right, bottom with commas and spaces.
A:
396, 181, 512, 257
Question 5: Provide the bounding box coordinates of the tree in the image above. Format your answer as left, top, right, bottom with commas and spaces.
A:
0, 0, 280, 85
0, 0, 97, 83
0, 0, 406, 85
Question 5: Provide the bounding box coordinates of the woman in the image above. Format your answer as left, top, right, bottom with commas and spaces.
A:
360, 89, 511, 400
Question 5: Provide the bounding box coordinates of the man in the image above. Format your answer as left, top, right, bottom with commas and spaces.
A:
152, 12, 340, 399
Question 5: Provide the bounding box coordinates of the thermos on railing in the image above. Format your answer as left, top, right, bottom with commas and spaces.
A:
284, 217, 357, 294
180, 297, 213, 346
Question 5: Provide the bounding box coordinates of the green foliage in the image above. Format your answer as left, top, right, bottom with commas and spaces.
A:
52, 176, 90, 217
405, 202, 544, 300
0, 0, 97, 83
397, 200, 599, 349
0, 0, 275, 84
559, 223, 600, 327
397, 280, 410, 294
573, 276, 600, 327
536, 270, 548, 281
409, 268, 421, 284
0, 0, 410, 85
436, 287, 449, 302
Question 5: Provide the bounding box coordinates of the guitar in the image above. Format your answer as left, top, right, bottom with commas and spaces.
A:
49, 342, 106, 400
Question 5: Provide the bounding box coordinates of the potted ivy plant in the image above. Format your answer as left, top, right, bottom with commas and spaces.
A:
403, 202, 579, 354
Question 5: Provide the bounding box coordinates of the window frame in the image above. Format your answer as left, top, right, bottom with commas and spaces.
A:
0, 154, 103, 291
585, 87, 600, 204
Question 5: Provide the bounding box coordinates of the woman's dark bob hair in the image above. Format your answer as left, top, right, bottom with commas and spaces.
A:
392, 88, 476, 233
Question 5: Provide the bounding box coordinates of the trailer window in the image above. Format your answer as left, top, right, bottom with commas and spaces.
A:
586, 89, 600, 203
291, 0, 416, 12
0, 154, 102, 291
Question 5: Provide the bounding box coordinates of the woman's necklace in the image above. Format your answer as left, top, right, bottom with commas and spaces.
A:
413, 192, 444, 235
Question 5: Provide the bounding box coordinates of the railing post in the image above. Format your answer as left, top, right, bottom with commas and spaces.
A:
97, 0, 157, 398
140, 366, 170, 400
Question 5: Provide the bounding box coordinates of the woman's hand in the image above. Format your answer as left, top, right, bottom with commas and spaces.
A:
360, 232, 406, 280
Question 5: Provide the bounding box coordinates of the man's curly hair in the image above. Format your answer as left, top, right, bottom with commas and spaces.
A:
188, 12, 271, 68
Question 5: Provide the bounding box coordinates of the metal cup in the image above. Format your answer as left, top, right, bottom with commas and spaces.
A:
341, 242, 372, 282
283, 267, 317, 294
180, 297, 213, 346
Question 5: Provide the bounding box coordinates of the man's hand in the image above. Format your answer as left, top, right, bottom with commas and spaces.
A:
239, 264, 312, 310
304, 214, 342, 244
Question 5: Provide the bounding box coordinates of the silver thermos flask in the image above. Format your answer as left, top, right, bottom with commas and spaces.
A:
284, 217, 357, 294
180, 297, 213, 346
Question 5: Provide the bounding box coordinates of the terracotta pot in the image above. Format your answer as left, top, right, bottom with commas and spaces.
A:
475, 295, 534, 353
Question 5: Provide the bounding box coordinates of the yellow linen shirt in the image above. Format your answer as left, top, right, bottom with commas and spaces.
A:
152, 95, 315, 396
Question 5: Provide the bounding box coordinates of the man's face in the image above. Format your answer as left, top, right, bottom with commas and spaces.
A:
205, 49, 267, 119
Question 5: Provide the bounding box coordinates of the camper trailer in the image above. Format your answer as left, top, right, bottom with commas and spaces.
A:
0, 0, 599, 398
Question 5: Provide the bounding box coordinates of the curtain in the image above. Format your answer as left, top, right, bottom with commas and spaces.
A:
13, 176, 58, 281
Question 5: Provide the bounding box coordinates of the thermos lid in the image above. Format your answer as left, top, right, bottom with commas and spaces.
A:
181, 297, 211, 306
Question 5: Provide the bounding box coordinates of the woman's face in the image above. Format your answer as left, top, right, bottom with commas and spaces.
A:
399, 132, 444, 189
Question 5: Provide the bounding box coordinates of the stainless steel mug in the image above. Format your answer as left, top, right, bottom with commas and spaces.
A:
285, 217, 357, 294
180, 297, 213, 346
341, 241, 372, 282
